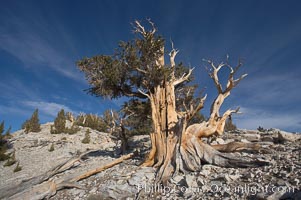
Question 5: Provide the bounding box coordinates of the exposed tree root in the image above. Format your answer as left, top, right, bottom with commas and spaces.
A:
0, 150, 135, 200
211, 142, 261, 153
141, 132, 156, 167
152, 134, 269, 185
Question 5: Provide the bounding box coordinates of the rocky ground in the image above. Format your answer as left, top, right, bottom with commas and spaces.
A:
0, 124, 300, 200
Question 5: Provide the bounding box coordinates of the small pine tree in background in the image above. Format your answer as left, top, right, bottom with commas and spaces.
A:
21, 120, 28, 129
51, 110, 80, 134
51, 109, 66, 134
0, 139, 9, 161
257, 126, 266, 132
23, 109, 41, 133
75, 114, 85, 127
82, 129, 91, 144
5, 126, 12, 139
30, 109, 41, 132
75, 114, 107, 132
65, 125, 81, 134
224, 117, 237, 132
0, 121, 10, 161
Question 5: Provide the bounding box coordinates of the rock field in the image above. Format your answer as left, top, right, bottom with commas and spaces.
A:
0, 123, 300, 200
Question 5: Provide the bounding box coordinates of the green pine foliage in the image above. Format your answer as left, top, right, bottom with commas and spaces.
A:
30, 109, 41, 132
120, 100, 152, 136
21, 120, 28, 129
65, 125, 81, 135
75, 114, 85, 126
75, 114, 107, 132
5, 126, 12, 139
82, 129, 91, 144
85, 114, 106, 132
0, 121, 11, 161
51, 109, 66, 134
23, 109, 41, 133
0, 138, 10, 161
76, 21, 205, 137
51, 109, 81, 134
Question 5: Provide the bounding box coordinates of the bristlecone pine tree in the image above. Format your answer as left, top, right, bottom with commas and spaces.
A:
51, 109, 66, 134
77, 20, 268, 183
23, 109, 41, 133
75, 113, 107, 132
81, 129, 91, 144
0, 121, 10, 161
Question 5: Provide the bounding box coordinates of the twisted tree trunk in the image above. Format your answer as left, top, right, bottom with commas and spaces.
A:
135, 21, 268, 183
143, 84, 267, 183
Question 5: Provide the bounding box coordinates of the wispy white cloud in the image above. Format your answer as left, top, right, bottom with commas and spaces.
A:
0, 10, 83, 81
230, 73, 301, 133
22, 101, 78, 117
234, 106, 301, 132
0, 32, 80, 80
0, 104, 30, 117
236, 73, 301, 106
240, 21, 301, 69
0, 78, 41, 100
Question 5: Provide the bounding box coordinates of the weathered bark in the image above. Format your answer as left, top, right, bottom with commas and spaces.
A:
211, 142, 261, 153
135, 20, 268, 183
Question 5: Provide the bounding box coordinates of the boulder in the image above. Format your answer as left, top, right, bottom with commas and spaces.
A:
242, 133, 261, 142
261, 136, 275, 143
278, 131, 301, 142
185, 174, 198, 188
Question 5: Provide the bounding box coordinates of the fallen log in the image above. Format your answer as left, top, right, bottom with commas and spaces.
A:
1, 151, 135, 200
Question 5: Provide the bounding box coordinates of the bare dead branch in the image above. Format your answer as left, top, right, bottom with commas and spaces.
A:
169, 49, 179, 69
138, 89, 151, 99
169, 39, 179, 69
134, 19, 157, 37
204, 60, 223, 93
71, 152, 135, 182
134, 20, 147, 36
135, 67, 148, 74
224, 59, 247, 93
173, 68, 194, 86
222, 107, 240, 118
146, 18, 156, 35
186, 94, 207, 121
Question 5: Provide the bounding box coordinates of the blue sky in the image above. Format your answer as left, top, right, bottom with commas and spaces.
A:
1, 0, 301, 132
